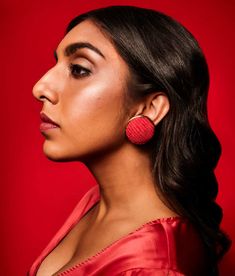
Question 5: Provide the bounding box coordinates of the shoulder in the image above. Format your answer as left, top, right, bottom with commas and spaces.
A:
99, 217, 209, 275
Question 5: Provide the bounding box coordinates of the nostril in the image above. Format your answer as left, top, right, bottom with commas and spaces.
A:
39, 95, 46, 101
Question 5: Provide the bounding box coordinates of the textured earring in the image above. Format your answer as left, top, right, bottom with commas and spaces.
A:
125, 115, 155, 145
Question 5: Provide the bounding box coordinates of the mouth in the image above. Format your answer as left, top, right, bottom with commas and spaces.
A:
40, 112, 60, 131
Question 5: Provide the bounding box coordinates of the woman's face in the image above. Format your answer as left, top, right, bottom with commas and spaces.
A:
33, 19, 132, 162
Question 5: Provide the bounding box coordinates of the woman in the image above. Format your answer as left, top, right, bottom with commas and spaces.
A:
28, 5, 231, 276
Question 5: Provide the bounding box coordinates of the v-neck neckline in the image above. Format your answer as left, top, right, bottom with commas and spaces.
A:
33, 185, 185, 276
56, 216, 183, 276
53, 186, 183, 275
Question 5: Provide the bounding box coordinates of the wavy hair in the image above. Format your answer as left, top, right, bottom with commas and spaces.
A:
65, 5, 231, 274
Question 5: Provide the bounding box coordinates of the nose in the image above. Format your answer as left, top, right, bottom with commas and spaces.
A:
32, 68, 59, 104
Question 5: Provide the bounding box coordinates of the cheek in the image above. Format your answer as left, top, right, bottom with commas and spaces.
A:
61, 80, 125, 143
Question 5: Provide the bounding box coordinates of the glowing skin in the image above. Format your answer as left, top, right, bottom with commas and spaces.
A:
33, 20, 131, 162
33, 20, 176, 276
32, 19, 172, 218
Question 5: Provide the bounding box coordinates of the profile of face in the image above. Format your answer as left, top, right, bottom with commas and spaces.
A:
33, 20, 133, 162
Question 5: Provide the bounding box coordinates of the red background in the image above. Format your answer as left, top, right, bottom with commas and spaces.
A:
1, 0, 234, 275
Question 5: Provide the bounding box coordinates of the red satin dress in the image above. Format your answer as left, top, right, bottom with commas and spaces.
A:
28, 185, 210, 275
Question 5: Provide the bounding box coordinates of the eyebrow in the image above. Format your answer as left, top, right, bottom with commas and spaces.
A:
54, 42, 106, 61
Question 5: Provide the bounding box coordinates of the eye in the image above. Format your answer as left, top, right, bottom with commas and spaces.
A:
69, 63, 91, 78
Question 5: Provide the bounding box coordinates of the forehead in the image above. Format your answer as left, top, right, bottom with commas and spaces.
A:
57, 19, 120, 61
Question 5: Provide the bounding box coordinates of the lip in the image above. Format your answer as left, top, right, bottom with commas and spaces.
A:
40, 112, 60, 131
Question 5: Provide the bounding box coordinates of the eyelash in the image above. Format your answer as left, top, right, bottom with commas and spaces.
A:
69, 63, 91, 78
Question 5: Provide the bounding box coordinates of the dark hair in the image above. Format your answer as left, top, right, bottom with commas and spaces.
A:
65, 5, 231, 274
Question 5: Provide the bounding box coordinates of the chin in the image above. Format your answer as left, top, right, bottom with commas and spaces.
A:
42, 141, 88, 163
42, 142, 71, 162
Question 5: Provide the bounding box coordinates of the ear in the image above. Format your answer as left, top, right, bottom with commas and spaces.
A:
135, 92, 170, 126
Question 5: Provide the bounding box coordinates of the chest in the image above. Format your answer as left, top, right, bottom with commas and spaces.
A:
35, 225, 77, 275
35, 218, 130, 276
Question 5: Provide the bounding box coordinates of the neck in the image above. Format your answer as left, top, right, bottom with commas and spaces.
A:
84, 143, 174, 223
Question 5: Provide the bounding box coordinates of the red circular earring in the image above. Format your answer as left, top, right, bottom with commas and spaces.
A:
125, 115, 155, 145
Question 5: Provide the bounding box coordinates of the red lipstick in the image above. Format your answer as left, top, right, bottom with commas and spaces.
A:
40, 112, 59, 131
